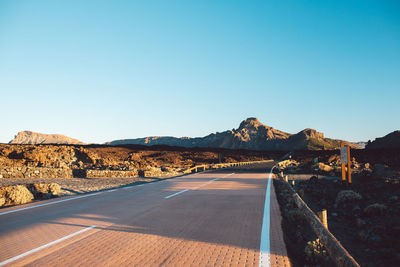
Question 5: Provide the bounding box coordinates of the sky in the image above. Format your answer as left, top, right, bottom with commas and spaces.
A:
0, 0, 399, 144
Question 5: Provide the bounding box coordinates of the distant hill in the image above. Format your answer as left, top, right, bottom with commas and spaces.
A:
366, 130, 400, 149
107, 118, 358, 150
9, 131, 85, 145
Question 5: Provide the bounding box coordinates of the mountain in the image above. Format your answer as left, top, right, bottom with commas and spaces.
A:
9, 131, 85, 145
107, 118, 356, 150
366, 130, 400, 149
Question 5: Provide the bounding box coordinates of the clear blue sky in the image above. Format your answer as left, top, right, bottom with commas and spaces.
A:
0, 0, 399, 143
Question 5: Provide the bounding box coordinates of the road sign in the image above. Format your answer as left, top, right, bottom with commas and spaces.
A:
340, 147, 348, 164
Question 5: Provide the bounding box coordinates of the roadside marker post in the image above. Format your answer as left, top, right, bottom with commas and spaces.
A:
318, 209, 328, 229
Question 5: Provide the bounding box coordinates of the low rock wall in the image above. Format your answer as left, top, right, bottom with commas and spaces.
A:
0, 167, 139, 179
0, 167, 73, 179
86, 169, 138, 178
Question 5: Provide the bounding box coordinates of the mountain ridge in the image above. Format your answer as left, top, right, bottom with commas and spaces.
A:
106, 118, 358, 150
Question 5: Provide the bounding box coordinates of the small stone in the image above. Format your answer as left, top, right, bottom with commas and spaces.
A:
0, 174, 3, 178
34, 170, 40, 174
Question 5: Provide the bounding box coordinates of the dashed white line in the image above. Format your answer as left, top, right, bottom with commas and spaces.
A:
0, 225, 97, 266
259, 167, 274, 267
0, 192, 102, 216
164, 189, 189, 199
164, 173, 234, 199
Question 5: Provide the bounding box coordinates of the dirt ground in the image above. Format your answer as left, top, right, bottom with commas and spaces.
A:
0, 176, 169, 196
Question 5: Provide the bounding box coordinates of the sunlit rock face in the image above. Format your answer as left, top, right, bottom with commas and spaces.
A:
9, 131, 85, 145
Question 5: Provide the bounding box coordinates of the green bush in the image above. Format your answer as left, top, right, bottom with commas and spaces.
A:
335, 190, 362, 207
364, 203, 387, 217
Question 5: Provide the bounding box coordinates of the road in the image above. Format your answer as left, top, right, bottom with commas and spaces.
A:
0, 163, 290, 267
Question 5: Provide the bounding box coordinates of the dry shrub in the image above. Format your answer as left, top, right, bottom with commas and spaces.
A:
305, 238, 328, 264
7, 185, 34, 205
364, 203, 387, 217
278, 160, 299, 170
318, 162, 333, 172
30, 183, 61, 198
33, 183, 50, 193
0, 197, 5, 207
335, 190, 362, 207
48, 183, 61, 195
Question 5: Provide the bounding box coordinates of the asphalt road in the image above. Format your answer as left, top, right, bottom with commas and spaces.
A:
0, 163, 290, 267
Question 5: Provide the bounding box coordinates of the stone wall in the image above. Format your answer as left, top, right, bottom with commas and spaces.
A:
0, 167, 139, 179
0, 167, 73, 179
86, 169, 138, 178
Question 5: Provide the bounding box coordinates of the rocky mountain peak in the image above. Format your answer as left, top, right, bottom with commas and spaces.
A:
298, 128, 324, 139
9, 131, 85, 145
238, 117, 266, 131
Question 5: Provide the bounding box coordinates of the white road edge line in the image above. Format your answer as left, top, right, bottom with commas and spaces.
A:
0, 192, 102, 216
164, 189, 189, 199
0, 225, 97, 266
108, 189, 117, 192
259, 167, 274, 267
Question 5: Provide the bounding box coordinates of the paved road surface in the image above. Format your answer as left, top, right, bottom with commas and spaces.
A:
0, 163, 290, 266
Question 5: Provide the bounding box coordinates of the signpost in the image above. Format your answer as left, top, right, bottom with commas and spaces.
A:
340, 143, 352, 184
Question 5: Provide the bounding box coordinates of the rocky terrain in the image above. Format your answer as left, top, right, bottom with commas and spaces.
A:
366, 130, 400, 149
107, 118, 358, 150
0, 143, 268, 180
10, 131, 85, 145
275, 149, 400, 267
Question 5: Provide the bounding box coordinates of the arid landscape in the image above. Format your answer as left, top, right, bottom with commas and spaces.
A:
1, 2, 398, 266
1, 121, 399, 266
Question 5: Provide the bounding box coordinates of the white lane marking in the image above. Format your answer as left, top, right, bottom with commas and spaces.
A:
164, 189, 189, 199
0, 225, 97, 266
137, 184, 144, 187
197, 172, 234, 188
108, 189, 117, 192
164, 172, 234, 199
0, 192, 102, 216
259, 167, 274, 267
